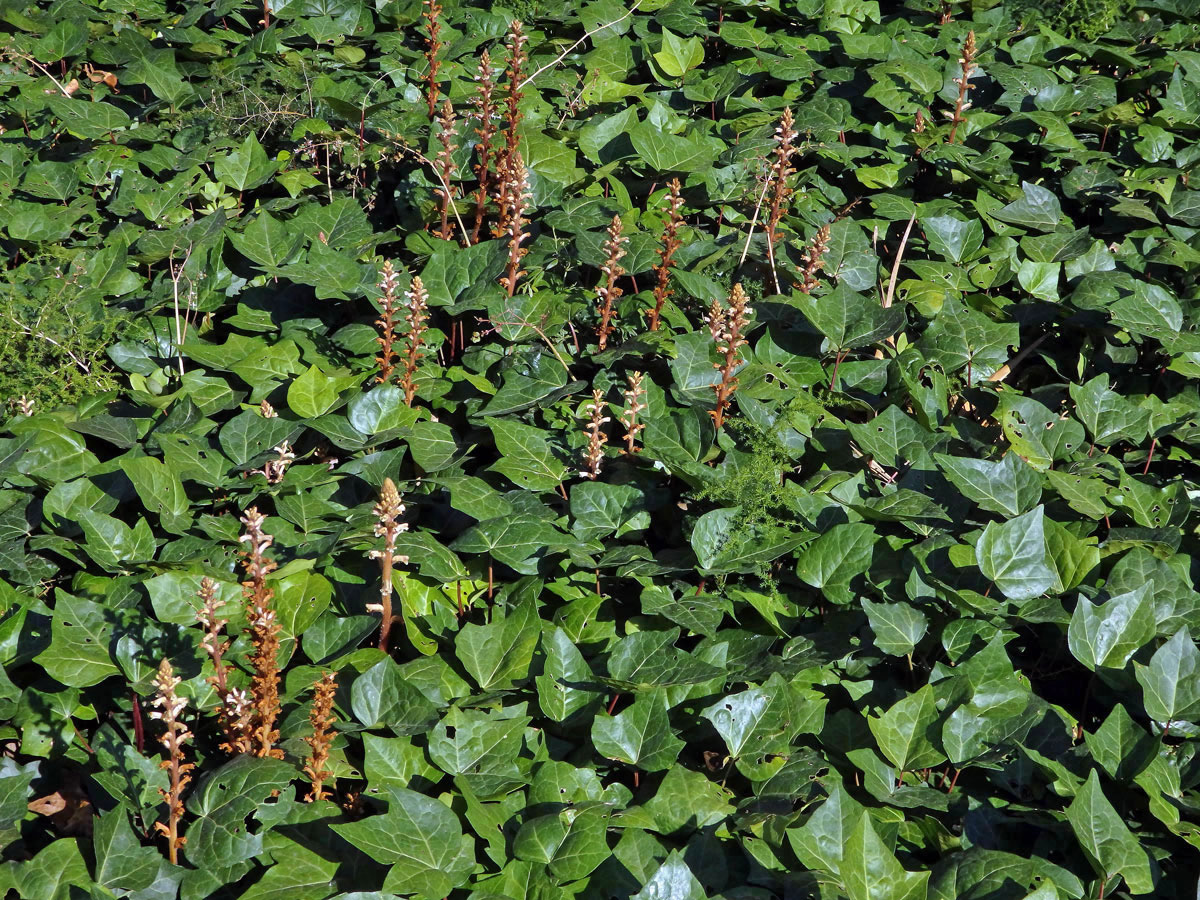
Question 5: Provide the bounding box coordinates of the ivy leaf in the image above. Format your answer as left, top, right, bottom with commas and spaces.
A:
862, 598, 928, 657
484, 417, 568, 492
868, 684, 945, 773
843, 813, 930, 900
654, 28, 704, 78
592, 689, 685, 771
1135, 627, 1200, 725
214, 133, 277, 192
1068, 585, 1155, 671
455, 594, 541, 690
35, 590, 119, 688
976, 506, 1056, 600
1066, 771, 1156, 893
185, 757, 295, 869
333, 786, 475, 900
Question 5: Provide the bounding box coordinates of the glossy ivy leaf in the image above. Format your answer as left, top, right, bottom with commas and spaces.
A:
1066, 771, 1156, 893
333, 786, 475, 900
798, 283, 906, 351
976, 506, 1056, 600
485, 417, 568, 492
1068, 585, 1155, 671
592, 689, 685, 772
455, 594, 541, 690
350, 656, 440, 735
842, 813, 930, 900
868, 684, 945, 773
1135, 627, 1200, 725
630, 850, 706, 900
185, 756, 295, 869
862, 598, 928, 657
935, 452, 1041, 517
92, 804, 163, 894
536, 626, 596, 721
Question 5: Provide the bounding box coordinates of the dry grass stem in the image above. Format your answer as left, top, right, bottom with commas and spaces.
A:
619, 372, 647, 454
368, 478, 410, 653
375, 260, 401, 384
434, 100, 458, 242
400, 277, 430, 406
707, 284, 752, 430
946, 31, 978, 145
647, 179, 683, 331
151, 659, 194, 865
581, 389, 610, 480
595, 214, 627, 350
303, 672, 338, 802
239, 507, 283, 759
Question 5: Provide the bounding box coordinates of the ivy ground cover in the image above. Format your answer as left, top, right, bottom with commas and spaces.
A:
3, 0, 1200, 897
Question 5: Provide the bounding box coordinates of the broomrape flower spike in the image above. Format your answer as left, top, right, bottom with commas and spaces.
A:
422, 0, 443, 118
303, 671, 338, 803
238, 507, 283, 759
151, 659, 194, 866
469, 50, 498, 245
707, 283, 752, 431
370, 478, 410, 653
946, 31, 979, 145
619, 371, 647, 454
499, 152, 531, 298
647, 179, 683, 331
434, 100, 458, 242
795, 224, 830, 294
195, 578, 252, 755
582, 389, 610, 480
375, 260, 401, 384
765, 107, 799, 295
400, 276, 430, 406
595, 214, 627, 351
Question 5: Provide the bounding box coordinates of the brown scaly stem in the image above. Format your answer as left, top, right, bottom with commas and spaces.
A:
303, 672, 338, 802
151, 659, 194, 865
619, 372, 647, 454
434, 100, 458, 242
195, 578, 252, 755
469, 50, 498, 245
794, 224, 830, 294
764, 107, 798, 295
239, 508, 283, 759
422, 0, 443, 118
595, 214, 627, 350
369, 478, 409, 653
499, 152, 531, 297
581, 389, 610, 480
493, 20, 528, 236
375, 261, 401, 384
400, 277, 430, 406
946, 31, 978, 145
707, 284, 752, 430
647, 179, 683, 331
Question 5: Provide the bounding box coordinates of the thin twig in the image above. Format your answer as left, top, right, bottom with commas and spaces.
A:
519, 1, 643, 89
882, 214, 915, 309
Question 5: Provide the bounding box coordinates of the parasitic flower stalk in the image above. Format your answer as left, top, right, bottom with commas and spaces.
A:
581, 389, 610, 480
595, 214, 627, 351
239, 507, 283, 759
375, 260, 401, 384
499, 152, 531, 297
422, 0, 444, 118
493, 20, 528, 233
434, 100, 458, 242
151, 659, 194, 866
261, 441, 295, 484
260, 398, 277, 418
795, 225, 831, 294
647, 179, 684, 331
368, 478, 410, 653
400, 277, 430, 406
469, 50, 498, 245
946, 31, 978, 145
619, 371, 647, 454
195, 578, 252, 755
706, 283, 753, 431
765, 107, 799, 295
303, 671, 338, 802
